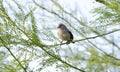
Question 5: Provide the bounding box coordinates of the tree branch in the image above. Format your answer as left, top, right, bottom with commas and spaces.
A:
0, 1, 85, 71
87, 40, 120, 61
0, 37, 27, 72
33, 0, 120, 50
34, 42, 85, 72
45, 28, 120, 47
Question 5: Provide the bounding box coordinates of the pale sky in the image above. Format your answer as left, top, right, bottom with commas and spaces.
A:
4, 0, 118, 72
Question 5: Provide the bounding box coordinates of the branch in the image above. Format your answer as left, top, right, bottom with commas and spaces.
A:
95, 0, 120, 12
34, 42, 85, 72
33, 0, 71, 25
43, 28, 120, 60
50, 0, 82, 24
1, 1, 85, 71
87, 40, 120, 61
45, 28, 120, 47
33, 0, 120, 49
95, 0, 107, 4
0, 37, 27, 72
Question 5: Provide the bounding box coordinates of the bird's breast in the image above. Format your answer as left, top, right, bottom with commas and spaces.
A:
57, 28, 70, 40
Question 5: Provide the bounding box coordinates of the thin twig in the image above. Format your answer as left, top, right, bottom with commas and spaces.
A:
0, 37, 27, 72
45, 28, 120, 47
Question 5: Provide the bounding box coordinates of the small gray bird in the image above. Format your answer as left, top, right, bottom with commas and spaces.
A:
57, 23, 74, 44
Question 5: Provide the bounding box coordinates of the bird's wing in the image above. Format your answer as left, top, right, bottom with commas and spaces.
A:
68, 31, 73, 40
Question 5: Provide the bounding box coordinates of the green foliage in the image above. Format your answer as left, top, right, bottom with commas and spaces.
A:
93, 0, 120, 23
0, 0, 120, 72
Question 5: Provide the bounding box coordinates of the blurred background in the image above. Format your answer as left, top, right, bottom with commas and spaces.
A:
0, 0, 120, 72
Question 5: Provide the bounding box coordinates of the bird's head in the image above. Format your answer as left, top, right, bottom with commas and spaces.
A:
57, 23, 66, 29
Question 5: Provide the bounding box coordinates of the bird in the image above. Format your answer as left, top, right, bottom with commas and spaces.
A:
57, 23, 74, 44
